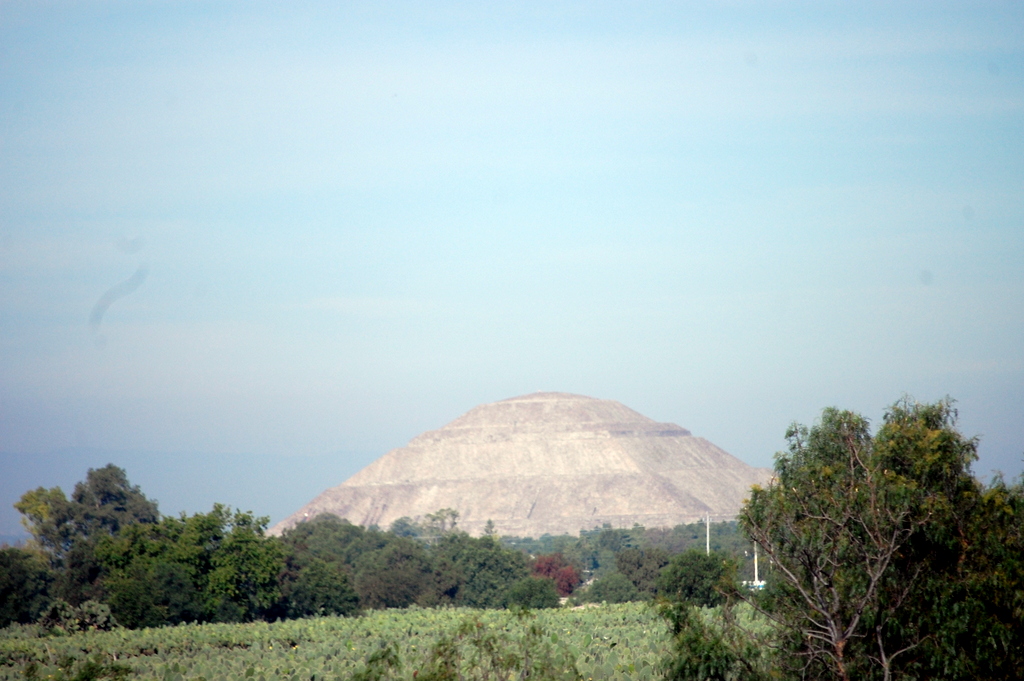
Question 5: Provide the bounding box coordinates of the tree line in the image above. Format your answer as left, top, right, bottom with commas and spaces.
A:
2, 465, 743, 631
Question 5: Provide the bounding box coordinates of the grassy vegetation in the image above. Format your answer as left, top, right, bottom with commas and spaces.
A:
0, 602, 677, 681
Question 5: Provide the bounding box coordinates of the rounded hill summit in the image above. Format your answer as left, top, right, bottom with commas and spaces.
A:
272, 392, 771, 537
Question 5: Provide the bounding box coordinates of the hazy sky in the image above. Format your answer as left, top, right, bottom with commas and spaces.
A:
2, 1, 1022, 538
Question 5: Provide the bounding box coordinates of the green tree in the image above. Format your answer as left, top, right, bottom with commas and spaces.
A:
0, 546, 53, 627
54, 539, 107, 605
389, 516, 423, 538
425, 508, 460, 536
70, 464, 159, 536
15, 465, 158, 605
280, 513, 368, 567
16, 465, 158, 562
505, 576, 561, 609
97, 511, 199, 626
739, 398, 1021, 681
353, 537, 432, 609
420, 552, 465, 607
275, 515, 365, 618
13, 487, 78, 562
449, 535, 529, 608
205, 508, 283, 621
581, 572, 640, 603
943, 473, 1024, 679
868, 403, 1024, 680
282, 557, 359, 618
102, 559, 201, 628
659, 602, 770, 681
424, 533, 530, 608
97, 504, 282, 626
581, 526, 644, 578
616, 547, 671, 597
656, 550, 731, 607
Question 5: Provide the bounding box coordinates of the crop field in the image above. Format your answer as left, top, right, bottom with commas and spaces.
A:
0, 603, 672, 681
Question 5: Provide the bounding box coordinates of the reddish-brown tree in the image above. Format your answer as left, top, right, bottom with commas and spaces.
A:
553, 565, 581, 596
531, 553, 581, 596
531, 553, 567, 579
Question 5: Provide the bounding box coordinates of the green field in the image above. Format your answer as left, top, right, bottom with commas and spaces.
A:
0, 602, 672, 681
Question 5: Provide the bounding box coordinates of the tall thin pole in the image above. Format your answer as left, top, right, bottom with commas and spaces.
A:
706, 514, 710, 555
754, 542, 759, 583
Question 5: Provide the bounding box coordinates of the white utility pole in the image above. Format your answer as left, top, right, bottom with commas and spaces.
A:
705, 514, 710, 555
754, 542, 759, 583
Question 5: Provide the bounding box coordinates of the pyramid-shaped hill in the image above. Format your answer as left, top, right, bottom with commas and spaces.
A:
271, 392, 772, 537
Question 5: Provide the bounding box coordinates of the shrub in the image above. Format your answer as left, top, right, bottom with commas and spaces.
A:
581, 573, 640, 604
505, 576, 560, 609
656, 550, 731, 607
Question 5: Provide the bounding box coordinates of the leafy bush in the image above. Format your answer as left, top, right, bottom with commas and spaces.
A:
284, 558, 359, 617
659, 603, 770, 681
38, 600, 117, 633
616, 548, 670, 597
104, 561, 202, 629
417, 612, 578, 681
656, 550, 731, 607
580, 573, 640, 604
354, 539, 432, 609
0, 547, 52, 628
505, 577, 560, 609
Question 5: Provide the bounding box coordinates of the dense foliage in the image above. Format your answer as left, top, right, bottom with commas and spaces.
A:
14, 465, 159, 606
6, 464, 764, 632
0, 548, 51, 627
656, 551, 731, 608
505, 576, 561, 609
278, 513, 532, 611
660, 398, 1024, 681
504, 520, 757, 583
97, 506, 284, 627
578, 573, 640, 604
530, 553, 581, 596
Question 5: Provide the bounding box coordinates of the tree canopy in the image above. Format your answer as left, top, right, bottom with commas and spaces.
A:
733, 398, 1024, 681
97, 505, 284, 626
656, 550, 730, 608
15, 464, 158, 568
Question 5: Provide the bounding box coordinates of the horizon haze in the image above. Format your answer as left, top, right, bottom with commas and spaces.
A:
2, 1, 1022, 540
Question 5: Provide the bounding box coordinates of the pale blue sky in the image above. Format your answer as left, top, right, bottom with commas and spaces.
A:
2, 1, 1022, 538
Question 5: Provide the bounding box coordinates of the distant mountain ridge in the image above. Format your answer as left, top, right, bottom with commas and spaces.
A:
271, 392, 772, 537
